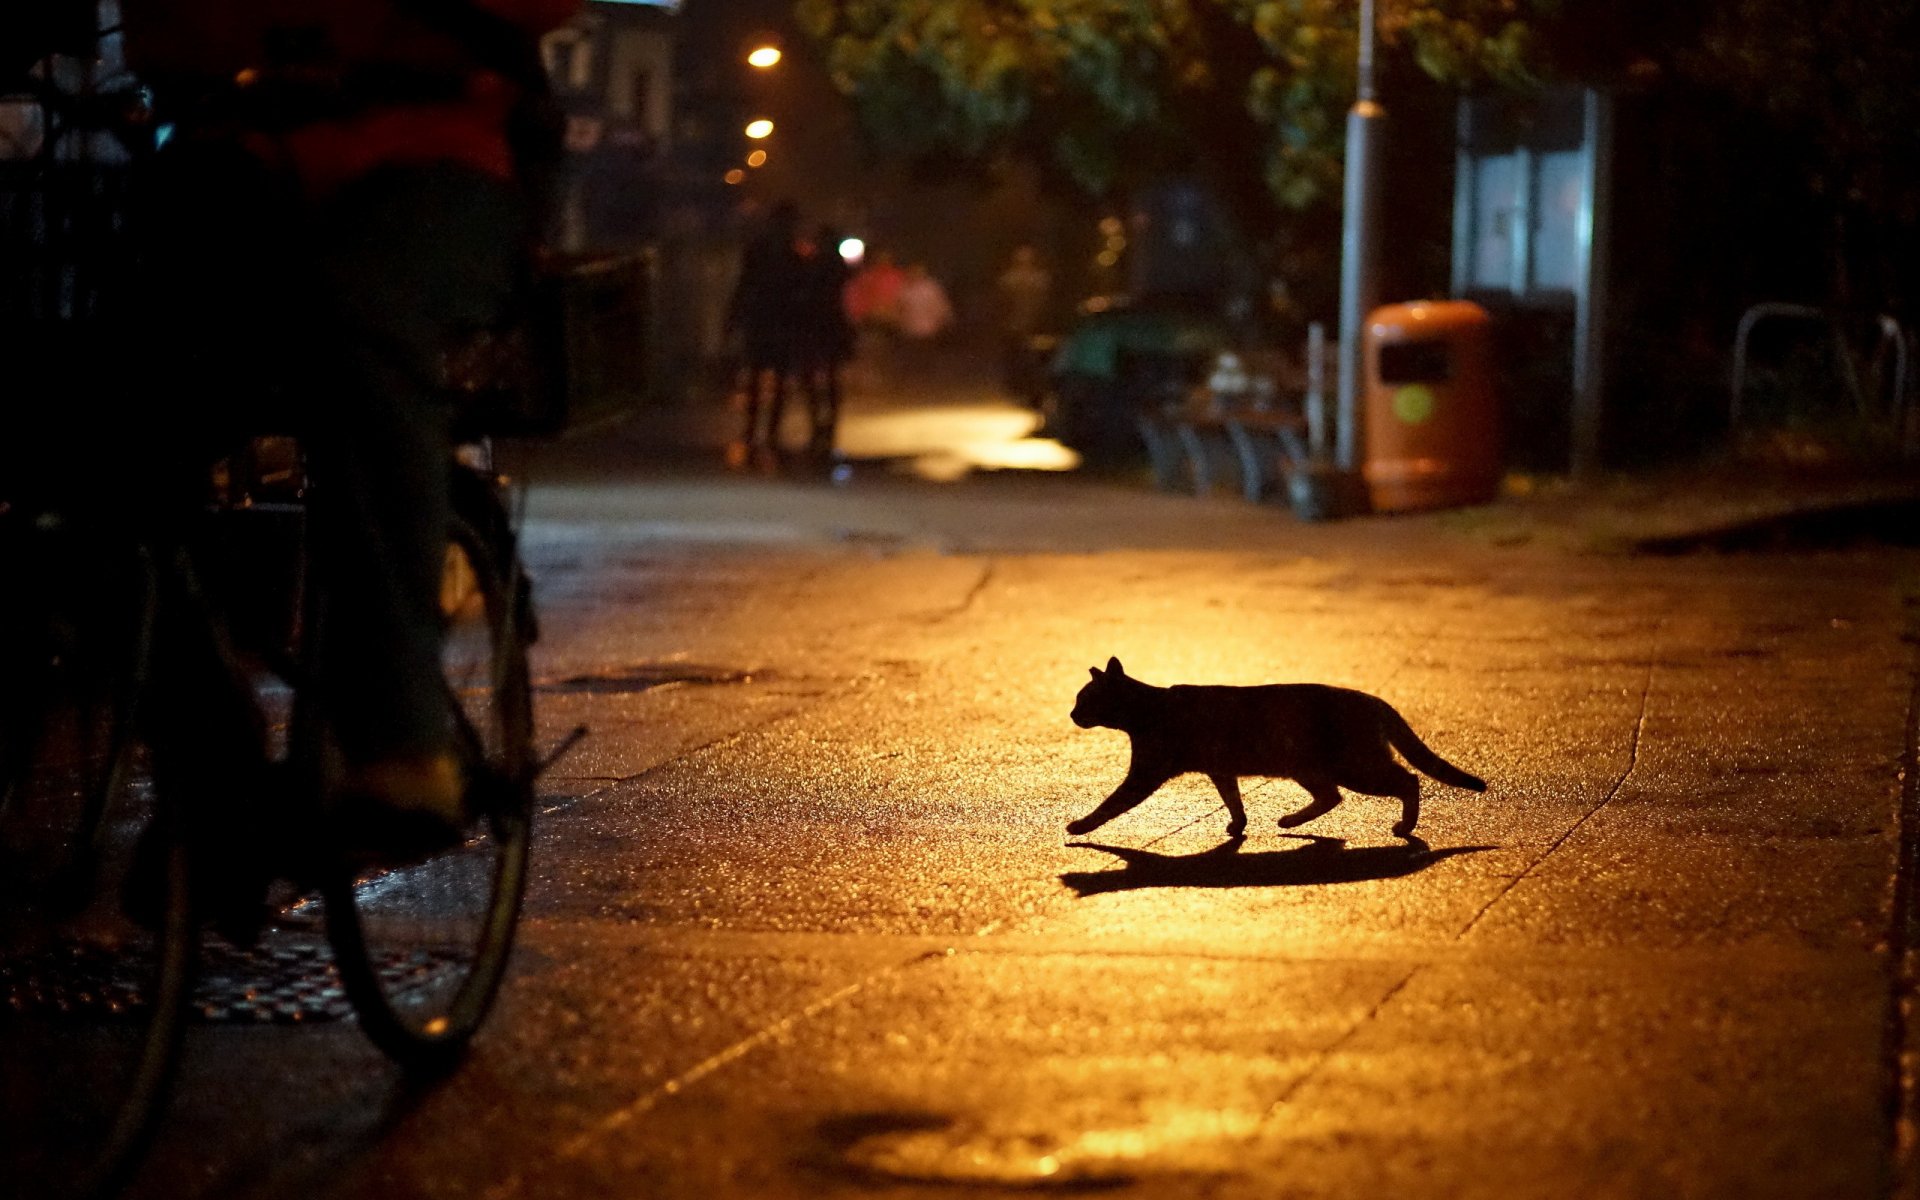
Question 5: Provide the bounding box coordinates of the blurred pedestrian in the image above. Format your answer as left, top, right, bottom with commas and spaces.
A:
895, 262, 954, 380
845, 248, 904, 329
995, 244, 1053, 399
844, 248, 905, 384
726, 200, 805, 462
795, 226, 855, 458
897, 262, 954, 340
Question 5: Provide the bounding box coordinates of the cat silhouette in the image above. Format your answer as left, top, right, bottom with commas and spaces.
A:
1066, 657, 1485, 839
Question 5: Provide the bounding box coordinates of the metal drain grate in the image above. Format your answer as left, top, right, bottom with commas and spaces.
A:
194, 940, 353, 1023
3, 939, 467, 1024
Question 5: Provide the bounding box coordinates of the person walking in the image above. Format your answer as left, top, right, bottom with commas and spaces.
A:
995, 244, 1053, 400
794, 226, 855, 458
726, 200, 805, 462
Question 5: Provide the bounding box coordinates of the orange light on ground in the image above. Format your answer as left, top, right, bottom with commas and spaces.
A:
744, 118, 774, 139
724, 168, 746, 185
835, 403, 1082, 481
746, 149, 767, 167
747, 45, 782, 68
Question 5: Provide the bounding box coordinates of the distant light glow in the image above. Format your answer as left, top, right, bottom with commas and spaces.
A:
746, 149, 767, 167
837, 403, 1082, 481
838, 237, 866, 265
744, 118, 774, 139
724, 168, 746, 185
747, 45, 782, 68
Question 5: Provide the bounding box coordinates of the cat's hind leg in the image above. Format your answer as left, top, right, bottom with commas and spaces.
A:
1277, 778, 1344, 830
1209, 774, 1247, 837
1346, 763, 1422, 838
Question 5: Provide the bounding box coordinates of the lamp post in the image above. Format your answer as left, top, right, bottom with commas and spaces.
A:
1334, 0, 1385, 474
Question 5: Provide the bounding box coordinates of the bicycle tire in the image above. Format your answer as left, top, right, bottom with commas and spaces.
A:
322, 503, 533, 1071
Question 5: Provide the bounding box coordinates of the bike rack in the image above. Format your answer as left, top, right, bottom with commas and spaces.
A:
1730, 302, 1915, 455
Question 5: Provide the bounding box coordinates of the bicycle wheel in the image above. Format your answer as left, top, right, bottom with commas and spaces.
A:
0, 747, 195, 1200
323, 508, 533, 1070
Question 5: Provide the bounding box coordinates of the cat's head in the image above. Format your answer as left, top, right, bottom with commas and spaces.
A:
1071, 657, 1132, 729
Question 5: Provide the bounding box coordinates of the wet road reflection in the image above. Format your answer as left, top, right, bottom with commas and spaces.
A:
835, 397, 1080, 482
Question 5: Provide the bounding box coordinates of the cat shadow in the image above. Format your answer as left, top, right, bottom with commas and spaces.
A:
1059, 834, 1495, 897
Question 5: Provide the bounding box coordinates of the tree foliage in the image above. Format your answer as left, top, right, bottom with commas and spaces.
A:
799, 0, 1920, 312
794, 0, 1549, 220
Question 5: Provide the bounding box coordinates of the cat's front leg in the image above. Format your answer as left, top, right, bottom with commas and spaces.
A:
1066, 770, 1170, 836
1209, 773, 1247, 837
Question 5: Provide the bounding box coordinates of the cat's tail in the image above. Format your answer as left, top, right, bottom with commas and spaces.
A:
1382, 708, 1487, 792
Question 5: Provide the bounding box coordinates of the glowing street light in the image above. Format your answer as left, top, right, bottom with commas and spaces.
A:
724, 168, 745, 185
746, 149, 767, 167
744, 118, 774, 140
747, 45, 782, 69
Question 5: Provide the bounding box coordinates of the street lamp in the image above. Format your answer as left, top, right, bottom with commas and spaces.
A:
747, 44, 782, 69
744, 118, 774, 139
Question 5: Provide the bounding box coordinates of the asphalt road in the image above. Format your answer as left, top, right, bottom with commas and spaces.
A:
60, 398, 1920, 1198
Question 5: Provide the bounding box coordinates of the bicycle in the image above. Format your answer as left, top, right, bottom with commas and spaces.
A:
0, 432, 558, 1199
0, 15, 575, 1199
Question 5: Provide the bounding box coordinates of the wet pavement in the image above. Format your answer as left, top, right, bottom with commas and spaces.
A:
37, 386, 1920, 1198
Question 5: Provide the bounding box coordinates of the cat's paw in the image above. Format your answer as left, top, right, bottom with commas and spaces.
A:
1065, 817, 1096, 836
1226, 818, 1247, 837
1276, 812, 1310, 828
1391, 821, 1417, 838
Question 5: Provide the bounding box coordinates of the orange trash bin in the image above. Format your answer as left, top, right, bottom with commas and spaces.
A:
1362, 300, 1500, 512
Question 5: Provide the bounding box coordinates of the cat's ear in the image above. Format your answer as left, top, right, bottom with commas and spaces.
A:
1106, 656, 1125, 676
1088, 666, 1103, 679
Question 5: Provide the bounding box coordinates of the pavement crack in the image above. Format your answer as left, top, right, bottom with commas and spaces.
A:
1137, 781, 1282, 850
1452, 631, 1659, 940
600, 704, 821, 788
1261, 965, 1425, 1119
932, 558, 997, 624
484, 948, 956, 1198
